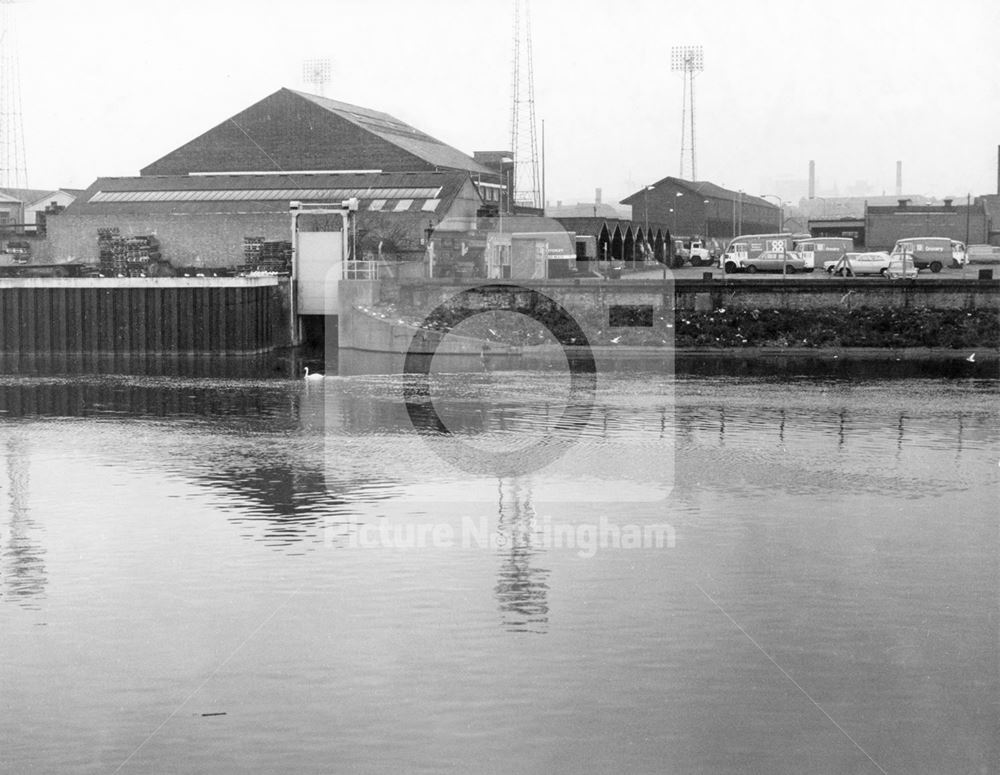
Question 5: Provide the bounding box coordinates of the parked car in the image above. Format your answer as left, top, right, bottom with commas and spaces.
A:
967, 244, 1000, 264
824, 251, 892, 276
725, 249, 806, 273
886, 254, 918, 279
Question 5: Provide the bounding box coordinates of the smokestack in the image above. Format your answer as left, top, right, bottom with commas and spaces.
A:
595, 187, 602, 205
896, 161, 902, 196
996, 145, 999, 195
808, 161, 815, 199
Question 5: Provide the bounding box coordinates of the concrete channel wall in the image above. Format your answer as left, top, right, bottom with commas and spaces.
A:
0, 277, 286, 356
338, 276, 1000, 352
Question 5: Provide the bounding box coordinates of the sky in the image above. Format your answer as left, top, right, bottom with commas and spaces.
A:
5, 0, 1000, 205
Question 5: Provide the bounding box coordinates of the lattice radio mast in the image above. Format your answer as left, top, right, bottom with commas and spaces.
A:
509, 0, 540, 210
671, 45, 704, 181
302, 58, 332, 97
0, 0, 29, 189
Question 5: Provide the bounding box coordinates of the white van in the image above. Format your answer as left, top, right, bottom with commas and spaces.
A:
890, 238, 967, 272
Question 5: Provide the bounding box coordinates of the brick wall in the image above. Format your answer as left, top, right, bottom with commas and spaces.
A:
867, 208, 989, 250
46, 212, 291, 268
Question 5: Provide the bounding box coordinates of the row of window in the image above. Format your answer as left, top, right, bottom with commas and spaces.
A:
90, 187, 443, 203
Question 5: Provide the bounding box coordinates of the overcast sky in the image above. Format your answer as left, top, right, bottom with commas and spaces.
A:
8, 0, 1000, 204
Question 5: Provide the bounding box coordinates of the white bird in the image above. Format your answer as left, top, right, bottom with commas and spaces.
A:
303, 366, 324, 380
610, 335, 622, 344
966, 353, 976, 363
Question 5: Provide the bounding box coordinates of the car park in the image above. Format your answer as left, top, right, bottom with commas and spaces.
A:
726, 249, 806, 273
825, 251, 892, 276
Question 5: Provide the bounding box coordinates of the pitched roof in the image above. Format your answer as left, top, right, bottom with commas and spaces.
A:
65, 170, 477, 217
621, 176, 775, 209
0, 187, 61, 204
291, 90, 494, 176
141, 88, 494, 178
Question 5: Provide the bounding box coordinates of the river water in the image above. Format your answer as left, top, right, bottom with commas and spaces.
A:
0, 355, 997, 774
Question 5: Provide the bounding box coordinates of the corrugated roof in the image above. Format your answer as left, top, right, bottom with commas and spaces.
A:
291, 90, 494, 176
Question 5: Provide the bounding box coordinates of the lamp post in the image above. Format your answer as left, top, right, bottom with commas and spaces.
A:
644, 185, 655, 261
759, 193, 784, 231
760, 193, 792, 277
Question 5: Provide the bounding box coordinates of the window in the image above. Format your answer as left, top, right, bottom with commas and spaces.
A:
394, 199, 413, 212
369, 199, 386, 211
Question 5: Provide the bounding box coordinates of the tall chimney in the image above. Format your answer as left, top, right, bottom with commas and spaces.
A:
896, 161, 902, 196
595, 187, 602, 205
808, 161, 815, 198
996, 145, 999, 194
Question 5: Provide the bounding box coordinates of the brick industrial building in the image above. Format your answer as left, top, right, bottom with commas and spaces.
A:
621, 177, 780, 251
864, 198, 989, 251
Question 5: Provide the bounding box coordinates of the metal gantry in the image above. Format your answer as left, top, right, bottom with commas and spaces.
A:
0, 0, 29, 189
509, 0, 540, 210
671, 45, 703, 182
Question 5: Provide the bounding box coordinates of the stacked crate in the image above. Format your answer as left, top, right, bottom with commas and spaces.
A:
259, 240, 292, 273
240, 237, 292, 273
97, 227, 121, 274
241, 236, 265, 273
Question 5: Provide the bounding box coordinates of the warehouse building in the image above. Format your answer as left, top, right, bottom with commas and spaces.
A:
48, 88, 503, 272
621, 177, 780, 250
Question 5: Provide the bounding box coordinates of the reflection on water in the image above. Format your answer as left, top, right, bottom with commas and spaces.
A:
2, 436, 46, 609
494, 479, 550, 634
0, 362, 996, 774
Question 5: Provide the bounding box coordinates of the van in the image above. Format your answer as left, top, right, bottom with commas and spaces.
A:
890, 237, 967, 272
794, 237, 853, 272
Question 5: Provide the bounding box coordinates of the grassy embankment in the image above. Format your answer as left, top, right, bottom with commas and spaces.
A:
411, 305, 1000, 350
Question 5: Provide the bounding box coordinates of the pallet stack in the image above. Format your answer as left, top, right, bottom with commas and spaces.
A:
96, 230, 161, 276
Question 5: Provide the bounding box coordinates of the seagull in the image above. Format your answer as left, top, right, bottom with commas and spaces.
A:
610, 335, 622, 344
966, 353, 976, 363
303, 366, 324, 380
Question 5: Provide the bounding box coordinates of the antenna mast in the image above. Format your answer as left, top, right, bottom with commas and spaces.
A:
509, 0, 540, 210
671, 45, 704, 181
0, 0, 29, 188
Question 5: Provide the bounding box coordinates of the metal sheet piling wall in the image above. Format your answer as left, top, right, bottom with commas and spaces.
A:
0, 277, 281, 358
